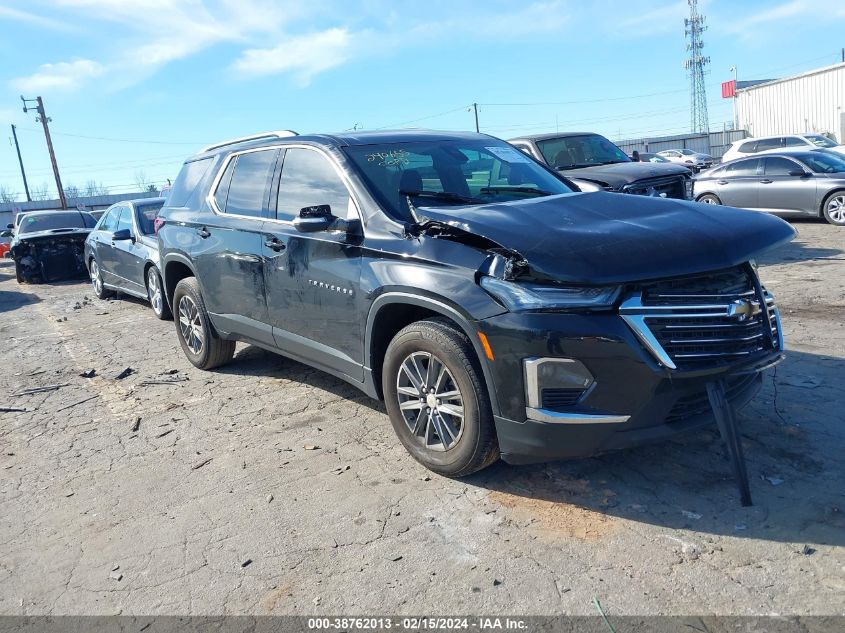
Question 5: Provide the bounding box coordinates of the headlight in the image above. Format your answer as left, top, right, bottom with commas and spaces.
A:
685, 179, 693, 199
480, 276, 620, 311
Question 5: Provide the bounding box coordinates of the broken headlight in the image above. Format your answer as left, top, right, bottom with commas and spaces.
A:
480, 276, 620, 311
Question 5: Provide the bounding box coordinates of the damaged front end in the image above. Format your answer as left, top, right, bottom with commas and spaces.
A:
12, 232, 89, 283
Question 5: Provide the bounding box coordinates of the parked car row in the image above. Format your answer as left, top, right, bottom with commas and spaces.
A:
1, 127, 804, 477
693, 148, 845, 225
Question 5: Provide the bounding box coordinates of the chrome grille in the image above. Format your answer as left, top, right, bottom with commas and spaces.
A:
620, 266, 782, 370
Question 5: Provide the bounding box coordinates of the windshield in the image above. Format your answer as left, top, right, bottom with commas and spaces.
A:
800, 151, 845, 174
805, 134, 838, 148
680, 149, 696, 155
643, 154, 670, 163
536, 134, 630, 170
18, 212, 94, 234
344, 140, 575, 221
135, 202, 164, 235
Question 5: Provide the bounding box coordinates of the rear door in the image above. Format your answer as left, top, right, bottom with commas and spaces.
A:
758, 156, 817, 214
194, 148, 278, 346
262, 146, 365, 380
89, 205, 119, 278
714, 158, 761, 208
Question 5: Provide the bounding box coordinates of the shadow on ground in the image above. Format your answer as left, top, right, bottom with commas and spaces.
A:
758, 220, 844, 265
219, 341, 843, 547
0, 289, 41, 313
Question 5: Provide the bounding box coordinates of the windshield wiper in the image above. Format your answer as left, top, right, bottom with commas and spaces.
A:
555, 163, 597, 170
599, 160, 629, 165
479, 186, 554, 196
400, 189, 482, 205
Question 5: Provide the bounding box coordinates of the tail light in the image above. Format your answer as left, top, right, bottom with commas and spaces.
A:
154, 217, 166, 235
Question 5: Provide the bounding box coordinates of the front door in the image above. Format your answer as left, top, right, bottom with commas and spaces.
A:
111, 204, 147, 295
715, 157, 760, 209
262, 146, 364, 380
757, 156, 817, 214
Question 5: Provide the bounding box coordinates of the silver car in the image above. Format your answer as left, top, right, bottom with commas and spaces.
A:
693, 149, 845, 226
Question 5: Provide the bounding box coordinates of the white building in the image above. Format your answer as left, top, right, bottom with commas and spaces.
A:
736, 62, 845, 143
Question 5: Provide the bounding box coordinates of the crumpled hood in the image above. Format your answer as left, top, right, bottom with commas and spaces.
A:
558, 162, 689, 188
12, 228, 91, 246
415, 192, 796, 285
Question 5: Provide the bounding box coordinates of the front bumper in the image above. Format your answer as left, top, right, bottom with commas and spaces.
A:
478, 310, 781, 465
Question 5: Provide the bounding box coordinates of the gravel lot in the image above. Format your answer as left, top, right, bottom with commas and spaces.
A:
1, 220, 843, 616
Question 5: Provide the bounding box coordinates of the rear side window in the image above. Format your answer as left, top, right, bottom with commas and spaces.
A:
213, 159, 236, 212
168, 158, 213, 207
223, 149, 278, 218
755, 138, 782, 151
738, 141, 757, 153
782, 137, 806, 148
725, 159, 759, 177
276, 148, 352, 221
99, 208, 119, 232
135, 203, 163, 235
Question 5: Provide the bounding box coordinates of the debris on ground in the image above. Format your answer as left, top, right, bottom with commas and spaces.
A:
0, 407, 28, 413
131, 417, 141, 433
13, 384, 68, 396
155, 429, 174, 439
303, 444, 319, 450
79, 369, 96, 378
241, 559, 252, 568
109, 570, 123, 581
115, 367, 134, 380
802, 545, 816, 555
266, 494, 274, 503
191, 458, 213, 470
55, 394, 99, 412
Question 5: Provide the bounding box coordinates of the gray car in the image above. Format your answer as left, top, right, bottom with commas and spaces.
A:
693, 149, 845, 226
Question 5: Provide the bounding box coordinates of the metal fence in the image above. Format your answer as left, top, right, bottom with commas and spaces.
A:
614, 129, 748, 159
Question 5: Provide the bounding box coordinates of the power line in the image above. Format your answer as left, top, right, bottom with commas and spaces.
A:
13, 126, 204, 146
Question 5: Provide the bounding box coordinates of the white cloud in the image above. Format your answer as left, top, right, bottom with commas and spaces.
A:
0, 5, 76, 31
12, 59, 104, 92
231, 28, 355, 85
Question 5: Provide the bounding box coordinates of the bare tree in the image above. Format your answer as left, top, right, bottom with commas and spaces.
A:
0, 184, 16, 203
84, 180, 108, 197
31, 183, 50, 201
64, 184, 80, 200
134, 170, 152, 191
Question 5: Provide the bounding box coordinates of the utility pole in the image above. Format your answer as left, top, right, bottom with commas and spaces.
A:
472, 103, 479, 132
10, 124, 31, 202
21, 95, 67, 209
684, 0, 710, 134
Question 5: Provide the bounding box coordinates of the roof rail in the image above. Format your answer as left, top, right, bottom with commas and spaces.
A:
200, 130, 299, 153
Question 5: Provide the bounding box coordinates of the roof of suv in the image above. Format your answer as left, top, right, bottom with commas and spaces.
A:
190, 129, 499, 160
508, 133, 597, 142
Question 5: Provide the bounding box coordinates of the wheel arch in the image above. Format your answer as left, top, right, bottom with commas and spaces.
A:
365, 292, 501, 416
162, 255, 196, 310
821, 187, 845, 218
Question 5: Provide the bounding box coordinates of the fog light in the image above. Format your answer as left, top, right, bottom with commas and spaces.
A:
524, 358, 594, 409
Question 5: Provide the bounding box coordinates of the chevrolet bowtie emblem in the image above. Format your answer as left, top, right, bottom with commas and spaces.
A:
727, 298, 762, 321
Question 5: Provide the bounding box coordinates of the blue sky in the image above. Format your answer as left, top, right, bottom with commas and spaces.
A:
1, 0, 844, 200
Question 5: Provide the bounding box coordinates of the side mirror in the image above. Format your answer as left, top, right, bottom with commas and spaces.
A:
0, 230, 11, 238
6, 224, 13, 230
293, 205, 334, 233
788, 170, 810, 177
112, 228, 133, 241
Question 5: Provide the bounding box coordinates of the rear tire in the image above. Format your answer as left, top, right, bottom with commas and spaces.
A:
14, 262, 24, 284
382, 318, 499, 477
697, 193, 721, 205
173, 277, 235, 370
822, 191, 845, 226
146, 267, 172, 320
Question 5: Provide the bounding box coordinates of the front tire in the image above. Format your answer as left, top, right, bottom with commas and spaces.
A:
382, 318, 499, 477
89, 258, 112, 299
822, 191, 845, 226
698, 193, 721, 205
173, 277, 235, 370
146, 267, 171, 320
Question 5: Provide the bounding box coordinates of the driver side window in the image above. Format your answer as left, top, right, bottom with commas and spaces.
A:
115, 206, 133, 235
276, 148, 356, 221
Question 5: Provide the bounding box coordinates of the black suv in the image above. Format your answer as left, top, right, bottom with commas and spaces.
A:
508, 132, 692, 199
157, 129, 794, 476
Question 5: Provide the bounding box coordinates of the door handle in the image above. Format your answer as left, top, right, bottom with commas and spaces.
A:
717, 180, 729, 185
196, 227, 211, 239
264, 238, 286, 252
759, 179, 773, 184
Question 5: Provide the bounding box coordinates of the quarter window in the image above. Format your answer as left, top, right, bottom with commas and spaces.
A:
169, 158, 213, 207
115, 206, 133, 234
224, 149, 278, 218
276, 148, 353, 221
213, 158, 236, 212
